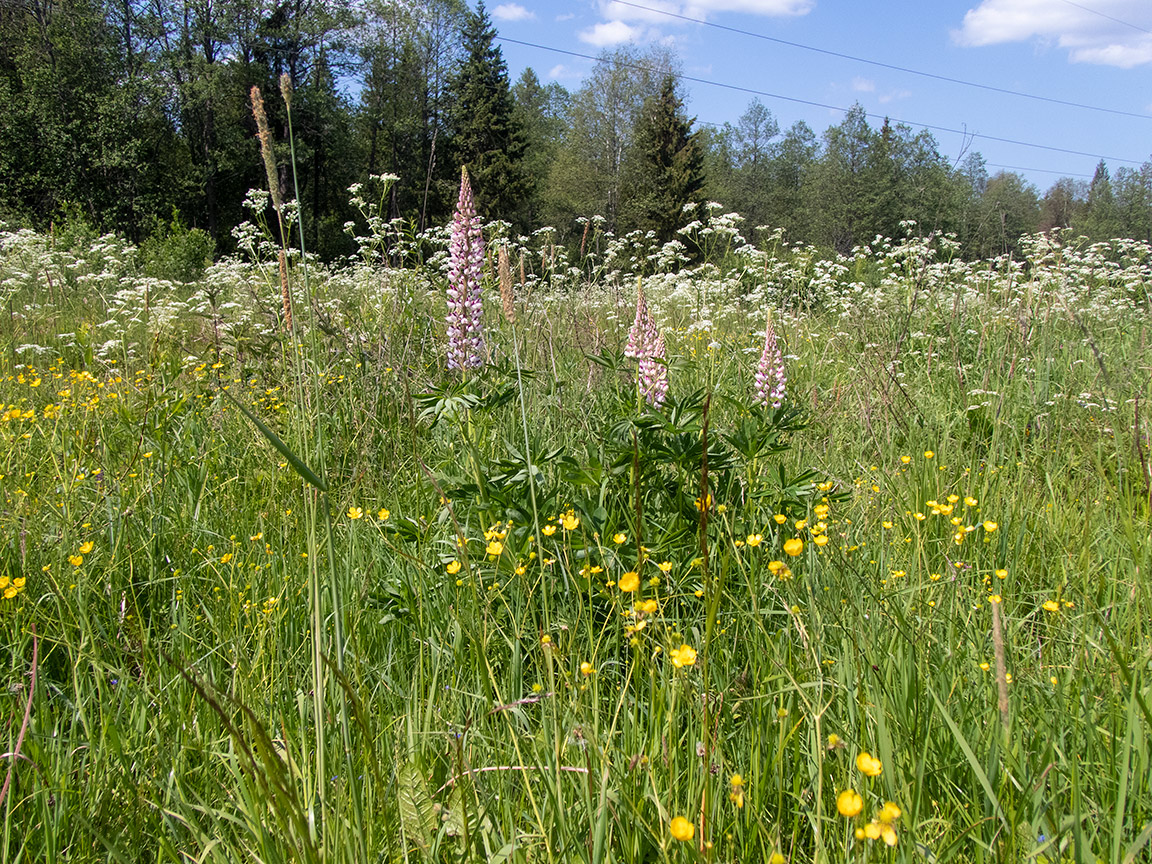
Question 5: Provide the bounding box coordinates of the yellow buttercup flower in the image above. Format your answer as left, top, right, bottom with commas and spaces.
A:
746, 534, 762, 547
561, 511, 580, 531
580, 661, 594, 676
446, 560, 462, 575
347, 506, 363, 520
618, 571, 639, 592
377, 508, 390, 521
486, 540, 504, 557
669, 644, 697, 668
79, 540, 95, 554
983, 520, 998, 532
669, 816, 694, 841
878, 802, 901, 824
814, 534, 829, 547
783, 538, 803, 556
542, 524, 557, 536
657, 560, 673, 572
69, 554, 84, 567
773, 514, 787, 524
1042, 599, 1060, 612
837, 789, 863, 817
923, 450, 934, 459
613, 532, 627, 544
856, 751, 883, 777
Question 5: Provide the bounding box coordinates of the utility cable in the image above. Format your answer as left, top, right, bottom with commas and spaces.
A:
1054, 0, 1152, 35
497, 35, 1145, 165
610, 0, 1152, 121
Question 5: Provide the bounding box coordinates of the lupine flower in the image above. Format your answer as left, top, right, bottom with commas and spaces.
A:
639, 333, 669, 408
755, 315, 786, 408
625, 279, 658, 359
446, 166, 485, 371
625, 279, 670, 407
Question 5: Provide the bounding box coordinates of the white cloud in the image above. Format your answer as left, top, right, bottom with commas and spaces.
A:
555, 12, 576, 21
680, 0, 813, 15
548, 64, 569, 79
877, 89, 912, 104
602, 0, 812, 22
577, 0, 810, 52
851, 76, 875, 92
579, 19, 641, 46
492, 3, 535, 21
955, 0, 1152, 68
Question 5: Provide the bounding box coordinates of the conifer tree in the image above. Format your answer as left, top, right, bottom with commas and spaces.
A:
447, 1, 530, 224
622, 75, 705, 243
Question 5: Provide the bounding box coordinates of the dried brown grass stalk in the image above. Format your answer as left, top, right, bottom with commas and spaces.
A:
249, 85, 292, 331
991, 600, 1010, 734
498, 244, 515, 324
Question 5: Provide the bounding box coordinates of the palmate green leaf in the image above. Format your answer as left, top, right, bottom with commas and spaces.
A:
222, 389, 328, 492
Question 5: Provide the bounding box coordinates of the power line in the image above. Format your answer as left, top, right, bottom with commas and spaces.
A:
987, 163, 1093, 178
694, 121, 1096, 179
610, 0, 1152, 122
498, 36, 1145, 166
1054, 0, 1152, 35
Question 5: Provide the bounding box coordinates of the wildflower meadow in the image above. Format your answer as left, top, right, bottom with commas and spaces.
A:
1, 173, 1150, 863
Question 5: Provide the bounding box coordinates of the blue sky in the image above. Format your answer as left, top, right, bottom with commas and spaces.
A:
487, 0, 1152, 191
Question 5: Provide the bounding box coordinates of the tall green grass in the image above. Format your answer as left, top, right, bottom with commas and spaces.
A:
0, 212, 1149, 863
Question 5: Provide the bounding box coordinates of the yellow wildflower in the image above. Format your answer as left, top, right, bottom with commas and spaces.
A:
669, 644, 697, 668
837, 789, 863, 817
669, 816, 694, 842
856, 752, 882, 777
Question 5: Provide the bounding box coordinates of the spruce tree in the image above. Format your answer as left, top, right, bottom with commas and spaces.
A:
622, 76, 705, 243
447, 2, 530, 224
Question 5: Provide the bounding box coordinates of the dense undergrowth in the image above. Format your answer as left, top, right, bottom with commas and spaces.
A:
1, 205, 1150, 863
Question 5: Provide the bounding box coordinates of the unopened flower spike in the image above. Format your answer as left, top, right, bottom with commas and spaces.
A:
446, 165, 486, 371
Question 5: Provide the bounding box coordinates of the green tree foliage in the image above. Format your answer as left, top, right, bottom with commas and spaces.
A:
545, 44, 677, 235
1040, 177, 1086, 233
357, 0, 464, 231
1077, 160, 1123, 241
620, 75, 705, 242
0, 0, 186, 236
968, 171, 1041, 258
6, 0, 1152, 263
1113, 162, 1152, 243
513, 67, 569, 229
446, 1, 529, 226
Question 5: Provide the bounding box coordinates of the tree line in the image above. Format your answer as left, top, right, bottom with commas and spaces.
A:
3, 0, 1151, 264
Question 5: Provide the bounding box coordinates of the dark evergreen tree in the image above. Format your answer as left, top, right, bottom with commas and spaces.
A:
513, 67, 569, 228
447, 1, 529, 225
621, 75, 705, 242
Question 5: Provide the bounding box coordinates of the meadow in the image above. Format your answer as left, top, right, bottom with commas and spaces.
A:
1, 189, 1150, 863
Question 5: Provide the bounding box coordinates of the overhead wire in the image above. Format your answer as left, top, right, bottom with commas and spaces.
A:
1053, 0, 1152, 35
497, 35, 1146, 166
610, 0, 1152, 121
